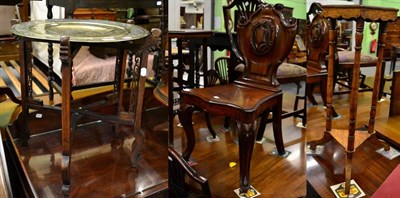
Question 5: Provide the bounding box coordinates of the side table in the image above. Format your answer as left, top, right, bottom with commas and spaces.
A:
11, 19, 157, 196
308, 4, 398, 196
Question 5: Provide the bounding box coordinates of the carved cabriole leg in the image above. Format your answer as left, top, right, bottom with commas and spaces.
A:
178, 104, 195, 161
18, 40, 31, 145
272, 95, 285, 155
60, 36, 72, 197
236, 120, 257, 194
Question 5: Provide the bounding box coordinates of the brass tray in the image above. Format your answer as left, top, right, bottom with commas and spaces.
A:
11, 19, 149, 43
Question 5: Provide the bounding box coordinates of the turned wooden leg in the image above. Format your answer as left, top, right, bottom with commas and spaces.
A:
204, 112, 217, 138
237, 120, 257, 193
272, 97, 285, 155
344, 151, 353, 194
179, 105, 195, 161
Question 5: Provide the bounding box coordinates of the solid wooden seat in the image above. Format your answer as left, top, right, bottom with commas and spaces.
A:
179, 1, 297, 195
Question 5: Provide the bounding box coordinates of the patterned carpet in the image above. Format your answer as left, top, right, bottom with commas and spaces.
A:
0, 60, 49, 97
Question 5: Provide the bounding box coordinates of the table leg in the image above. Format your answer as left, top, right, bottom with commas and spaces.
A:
60, 36, 72, 197
18, 39, 31, 145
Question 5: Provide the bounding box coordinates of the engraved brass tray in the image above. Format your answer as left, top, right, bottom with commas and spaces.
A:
11, 19, 149, 43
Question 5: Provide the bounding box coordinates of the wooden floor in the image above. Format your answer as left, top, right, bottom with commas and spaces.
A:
172, 93, 307, 197
307, 92, 400, 197
2, 60, 400, 197
4, 93, 168, 197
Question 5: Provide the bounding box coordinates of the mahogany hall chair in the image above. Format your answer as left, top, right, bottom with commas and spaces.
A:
305, 3, 332, 111
179, 1, 297, 194
168, 145, 211, 198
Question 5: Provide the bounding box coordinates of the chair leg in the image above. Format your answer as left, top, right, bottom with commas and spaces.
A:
295, 81, 301, 95
256, 110, 269, 141
272, 99, 285, 155
236, 120, 257, 194
179, 105, 196, 161
204, 112, 217, 138
223, 116, 231, 131
306, 83, 318, 106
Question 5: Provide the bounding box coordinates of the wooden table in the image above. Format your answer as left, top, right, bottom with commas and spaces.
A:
11, 19, 152, 196
45, 0, 167, 100
309, 4, 398, 195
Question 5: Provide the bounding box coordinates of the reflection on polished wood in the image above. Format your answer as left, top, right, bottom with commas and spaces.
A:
307, 92, 400, 197
5, 92, 168, 197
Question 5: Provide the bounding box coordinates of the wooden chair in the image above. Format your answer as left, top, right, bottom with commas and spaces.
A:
305, 3, 339, 117
168, 145, 211, 198
179, 1, 297, 195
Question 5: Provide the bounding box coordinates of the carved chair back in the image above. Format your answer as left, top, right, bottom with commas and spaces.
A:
306, 2, 329, 73
224, 1, 297, 91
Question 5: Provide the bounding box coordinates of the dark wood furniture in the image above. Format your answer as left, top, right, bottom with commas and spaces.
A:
12, 19, 160, 196
308, 4, 398, 196
305, 3, 338, 118
168, 145, 211, 198
166, 30, 213, 144
179, 2, 297, 196
45, 0, 167, 100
